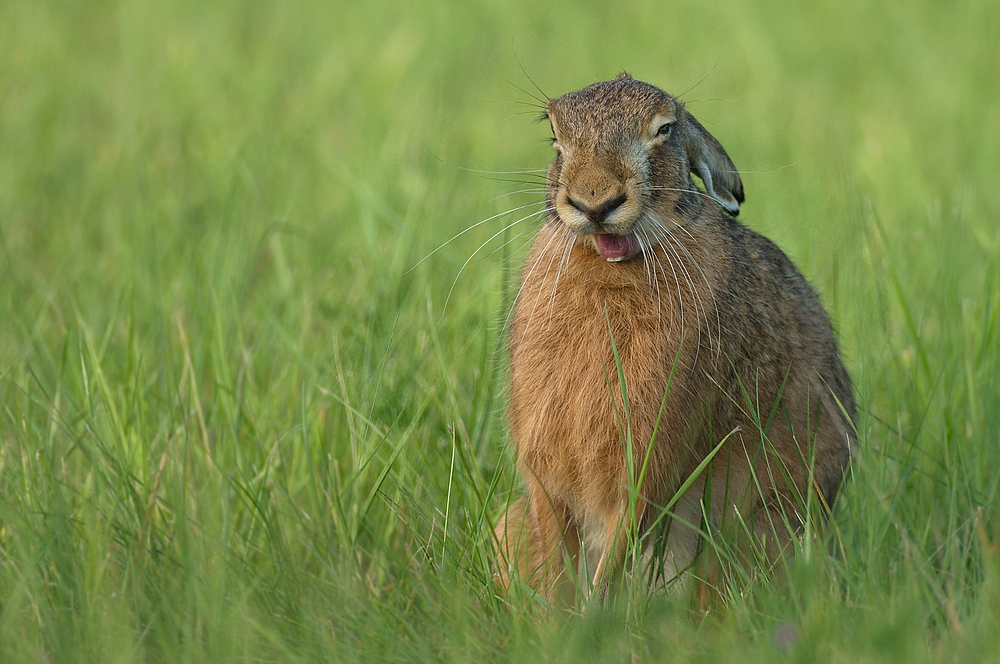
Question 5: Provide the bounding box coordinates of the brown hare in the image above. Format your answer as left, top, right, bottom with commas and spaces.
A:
494, 74, 855, 604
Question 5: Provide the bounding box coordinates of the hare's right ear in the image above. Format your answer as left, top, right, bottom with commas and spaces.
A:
682, 112, 744, 216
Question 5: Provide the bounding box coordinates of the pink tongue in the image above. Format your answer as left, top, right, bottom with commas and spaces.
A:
595, 233, 633, 260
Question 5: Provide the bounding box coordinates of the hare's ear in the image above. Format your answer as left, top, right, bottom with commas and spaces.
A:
683, 112, 744, 216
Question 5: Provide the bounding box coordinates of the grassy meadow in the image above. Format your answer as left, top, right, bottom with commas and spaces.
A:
1, 0, 999, 660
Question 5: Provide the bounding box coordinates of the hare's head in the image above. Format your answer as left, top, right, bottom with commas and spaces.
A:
545, 74, 744, 261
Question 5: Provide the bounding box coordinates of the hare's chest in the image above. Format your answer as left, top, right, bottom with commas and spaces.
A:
509, 287, 672, 507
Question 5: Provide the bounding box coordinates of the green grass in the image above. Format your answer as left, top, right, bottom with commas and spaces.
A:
1, 0, 999, 660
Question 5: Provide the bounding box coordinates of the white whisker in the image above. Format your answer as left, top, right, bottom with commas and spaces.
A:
487, 188, 549, 203
484, 224, 536, 260
636, 220, 674, 327
644, 184, 725, 208
636, 226, 661, 331
504, 222, 566, 348
545, 229, 577, 331
661, 217, 724, 358
441, 206, 549, 315
661, 229, 706, 366
457, 166, 550, 175
642, 213, 686, 340
522, 224, 572, 342
407, 199, 548, 274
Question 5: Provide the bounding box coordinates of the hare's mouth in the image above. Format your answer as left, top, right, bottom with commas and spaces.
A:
594, 233, 640, 262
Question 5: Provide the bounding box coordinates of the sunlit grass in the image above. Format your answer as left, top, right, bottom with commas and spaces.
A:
1, 0, 998, 661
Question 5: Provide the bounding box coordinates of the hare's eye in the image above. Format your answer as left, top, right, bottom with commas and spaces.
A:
656, 122, 674, 138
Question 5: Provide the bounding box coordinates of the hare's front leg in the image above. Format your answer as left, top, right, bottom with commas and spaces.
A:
495, 483, 581, 602
494, 496, 533, 590
590, 498, 647, 595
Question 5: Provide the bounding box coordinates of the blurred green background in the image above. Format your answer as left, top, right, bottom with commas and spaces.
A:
1, 0, 998, 661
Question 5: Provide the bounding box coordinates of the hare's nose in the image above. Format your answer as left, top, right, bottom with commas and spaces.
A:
568, 192, 627, 224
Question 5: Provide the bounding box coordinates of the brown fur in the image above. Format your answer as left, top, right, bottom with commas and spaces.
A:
494, 75, 856, 602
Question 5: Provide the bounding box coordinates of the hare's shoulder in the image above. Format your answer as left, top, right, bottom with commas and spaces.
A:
713, 219, 826, 319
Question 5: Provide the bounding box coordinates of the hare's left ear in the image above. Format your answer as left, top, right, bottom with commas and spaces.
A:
682, 111, 744, 216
